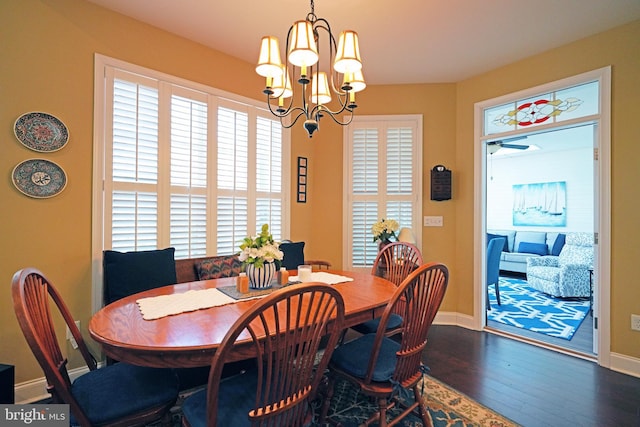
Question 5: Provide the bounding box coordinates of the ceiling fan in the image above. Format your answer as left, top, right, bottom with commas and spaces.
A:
486, 136, 529, 155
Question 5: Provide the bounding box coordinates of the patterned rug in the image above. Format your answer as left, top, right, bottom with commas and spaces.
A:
487, 277, 590, 340
165, 374, 518, 427
322, 375, 519, 427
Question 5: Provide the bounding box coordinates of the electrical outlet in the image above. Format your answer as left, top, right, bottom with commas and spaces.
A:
66, 320, 80, 339
631, 314, 640, 331
66, 321, 80, 349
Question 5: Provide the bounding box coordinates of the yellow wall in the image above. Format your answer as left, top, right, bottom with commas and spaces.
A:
1, 0, 638, 387
454, 20, 640, 359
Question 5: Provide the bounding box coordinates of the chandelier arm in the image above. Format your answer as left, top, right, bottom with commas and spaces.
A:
279, 110, 308, 129
311, 106, 354, 127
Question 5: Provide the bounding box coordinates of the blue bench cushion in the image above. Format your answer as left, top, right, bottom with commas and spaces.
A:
103, 248, 177, 304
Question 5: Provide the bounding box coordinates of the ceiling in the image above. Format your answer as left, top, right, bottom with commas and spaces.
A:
86, 0, 640, 85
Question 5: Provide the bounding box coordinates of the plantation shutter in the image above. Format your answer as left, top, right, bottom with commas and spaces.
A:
216, 105, 249, 255
109, 76, 160, 252
101, 61, 289, 262
346, 117, 421, 269
169, 93, 208, 258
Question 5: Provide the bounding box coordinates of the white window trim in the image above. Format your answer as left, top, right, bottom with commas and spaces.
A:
91, 54, 290, 313
473, 66, 611, 367
342, 114, 423, 271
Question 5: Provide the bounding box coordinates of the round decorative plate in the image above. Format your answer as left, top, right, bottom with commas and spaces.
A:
14, 112, 69, 152
12, 159, 67, 198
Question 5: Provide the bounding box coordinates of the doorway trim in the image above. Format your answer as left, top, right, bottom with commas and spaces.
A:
472, 66, 611, 368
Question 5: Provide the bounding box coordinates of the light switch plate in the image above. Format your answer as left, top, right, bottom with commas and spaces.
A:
424, 216, 443, 227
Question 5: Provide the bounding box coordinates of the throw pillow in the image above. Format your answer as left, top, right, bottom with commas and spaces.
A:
487, 233, 509, 252
551, 233, 566, 256
196, 256, 243, 280
103, 247, 177, 304
517, 241, 548, 256
279, 241, 306, 270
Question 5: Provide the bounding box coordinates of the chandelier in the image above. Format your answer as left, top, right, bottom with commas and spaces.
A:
256, 0, 366, 137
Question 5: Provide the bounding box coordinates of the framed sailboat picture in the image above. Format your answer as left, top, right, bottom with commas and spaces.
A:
512, 181, 567, 227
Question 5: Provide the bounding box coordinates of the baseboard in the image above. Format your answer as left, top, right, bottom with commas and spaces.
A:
434, 311, 477, 330
610, 352, 640, 378
14, 365, 90, 404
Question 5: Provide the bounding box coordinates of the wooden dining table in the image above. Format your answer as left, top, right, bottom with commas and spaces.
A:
89, 270, 396, 368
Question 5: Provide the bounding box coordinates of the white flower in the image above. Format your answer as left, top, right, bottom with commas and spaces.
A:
371, 218, 399, 243
238, 224, 284, 268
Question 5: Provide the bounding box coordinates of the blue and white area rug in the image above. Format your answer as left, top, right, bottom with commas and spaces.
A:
487, 277, 590, 340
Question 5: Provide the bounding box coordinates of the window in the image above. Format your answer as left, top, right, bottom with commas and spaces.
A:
94, 56, 290, 273
343, 116, 422, 269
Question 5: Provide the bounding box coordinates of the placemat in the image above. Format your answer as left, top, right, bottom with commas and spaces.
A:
217, 284, 287, 300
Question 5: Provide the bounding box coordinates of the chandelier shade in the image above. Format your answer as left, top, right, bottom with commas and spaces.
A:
334, 30, 362, 74
256, 0, 366, 137
310, 72, 332, 105
256, 36, 283, 78
288, 21, 319, 68
271, 66, 293, 100
344, 69, 366, 93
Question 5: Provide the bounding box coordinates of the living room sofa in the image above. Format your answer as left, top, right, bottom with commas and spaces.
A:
487, 229, 566, 274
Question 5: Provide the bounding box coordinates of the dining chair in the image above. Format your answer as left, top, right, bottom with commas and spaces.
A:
181, 283, 346, 427
320, 262, 449, 427
12, 267, 180, 427
486, 236, 506, 309
350, 242, 424, 337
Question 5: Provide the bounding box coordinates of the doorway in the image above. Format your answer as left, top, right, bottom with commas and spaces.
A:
485, 125, 595, 356
473, 67, 611, 364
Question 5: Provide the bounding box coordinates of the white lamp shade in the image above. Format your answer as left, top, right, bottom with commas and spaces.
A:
288, 21, 319, 68
334, 30, 362, 74
343, 69, 366, 93
397, 227, 416, 244
256, 36, 283, 78
271, 66, 293, 99
310, 72, 332, 105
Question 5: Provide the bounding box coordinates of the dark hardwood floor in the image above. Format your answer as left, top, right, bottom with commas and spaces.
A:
423, 325, 640, 427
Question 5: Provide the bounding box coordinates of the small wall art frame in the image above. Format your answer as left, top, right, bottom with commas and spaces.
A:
297, 157, 307, 203
512, 181, 567, 227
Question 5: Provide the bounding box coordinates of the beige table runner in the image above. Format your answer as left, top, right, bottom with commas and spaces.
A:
136, 288, 263, 320
136, 272, 354, 320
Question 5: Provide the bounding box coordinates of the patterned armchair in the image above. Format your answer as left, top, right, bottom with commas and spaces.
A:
526, 232, 593, 297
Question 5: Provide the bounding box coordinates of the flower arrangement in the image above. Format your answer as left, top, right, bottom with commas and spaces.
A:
371, 218, 399, 243
238, 224, 284, 268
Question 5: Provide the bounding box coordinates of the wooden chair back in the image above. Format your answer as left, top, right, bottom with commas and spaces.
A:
372, 242, 424, 287
12, 268, 99, 424
365, 262, 448, 386
204, 283, 345, 426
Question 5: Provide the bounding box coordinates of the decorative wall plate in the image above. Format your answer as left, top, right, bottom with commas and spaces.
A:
12, 159, 67, 198
14, 112, 69, 152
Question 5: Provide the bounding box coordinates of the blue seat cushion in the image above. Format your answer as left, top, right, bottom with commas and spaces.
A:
351, 313, 403, 335
182, 369, 258, 427
70, 363, 178, 425
331, 333, 401, 382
